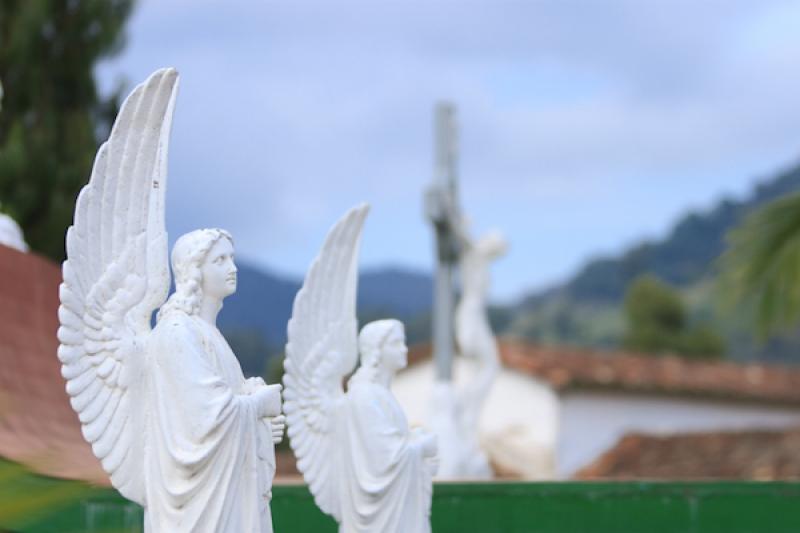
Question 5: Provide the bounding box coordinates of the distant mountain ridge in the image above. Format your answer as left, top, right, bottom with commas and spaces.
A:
509, 159, 800, 361
523, 160, 800, 309
218, 263, 433, 356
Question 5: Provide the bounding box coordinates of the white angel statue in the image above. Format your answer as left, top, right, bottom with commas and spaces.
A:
57, 68, 284, 532
283, 205, 438, 533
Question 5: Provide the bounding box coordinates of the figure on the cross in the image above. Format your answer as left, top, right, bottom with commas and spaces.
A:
423, 103, 506, 480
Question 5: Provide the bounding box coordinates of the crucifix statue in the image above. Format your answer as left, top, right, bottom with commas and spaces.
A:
423, 104, 505, 479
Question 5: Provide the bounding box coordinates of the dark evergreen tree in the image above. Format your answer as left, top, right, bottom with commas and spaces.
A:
0, 0, 134, 260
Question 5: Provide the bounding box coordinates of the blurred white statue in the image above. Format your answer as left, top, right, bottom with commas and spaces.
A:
0, 209, 28, 252
57, 68, 284, 532
454, 228, 507, 475
283, 205, 437, 533
431, 222, 508, 480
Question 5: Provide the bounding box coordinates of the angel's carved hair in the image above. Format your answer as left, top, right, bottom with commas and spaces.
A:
157, 228, 233, 322
352, 319, 404, 383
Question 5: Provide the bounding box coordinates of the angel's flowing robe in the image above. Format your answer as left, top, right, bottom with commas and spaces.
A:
338, 376, 434, 533
144, 311, 276, 532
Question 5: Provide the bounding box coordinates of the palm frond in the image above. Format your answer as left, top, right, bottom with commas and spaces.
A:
717, 192, 800, 338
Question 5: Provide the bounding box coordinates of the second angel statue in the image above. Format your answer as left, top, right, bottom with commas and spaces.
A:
283, 205, 439, 533
57, 69, 284, 531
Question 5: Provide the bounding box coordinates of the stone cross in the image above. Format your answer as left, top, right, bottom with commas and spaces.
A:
424, 103, 461, 381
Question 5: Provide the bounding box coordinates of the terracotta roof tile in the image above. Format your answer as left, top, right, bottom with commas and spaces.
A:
0, 245, 107, 484
409, 340, 800, 405
575, 428, 800, 480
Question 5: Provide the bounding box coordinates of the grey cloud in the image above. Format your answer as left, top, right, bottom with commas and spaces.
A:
97, 0, 800, 298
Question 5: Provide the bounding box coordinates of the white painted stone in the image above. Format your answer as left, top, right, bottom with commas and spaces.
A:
57, 68, 283, 532
284, 205, 436, 533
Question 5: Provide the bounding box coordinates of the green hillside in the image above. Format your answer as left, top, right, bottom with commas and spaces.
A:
505, 160, 800, 363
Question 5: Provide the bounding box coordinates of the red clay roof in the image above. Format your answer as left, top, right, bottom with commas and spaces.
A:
410, 341, 800, 405
0, 244, 108, 484
575, 428, 800, 480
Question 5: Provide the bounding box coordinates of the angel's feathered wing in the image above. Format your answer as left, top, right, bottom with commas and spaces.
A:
57, 69, 178, 505
283, 204, 369, 521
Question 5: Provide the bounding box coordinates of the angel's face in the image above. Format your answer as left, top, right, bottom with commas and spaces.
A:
201, 237, 237, 300
381, 324, 408, 371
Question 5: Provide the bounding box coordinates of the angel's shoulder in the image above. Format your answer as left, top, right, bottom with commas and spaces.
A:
154, 311, 188, 329
151, 312, 201, 349
346, 379, 382, 405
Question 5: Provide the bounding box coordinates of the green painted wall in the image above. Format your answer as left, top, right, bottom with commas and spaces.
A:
2, 461, 799, 533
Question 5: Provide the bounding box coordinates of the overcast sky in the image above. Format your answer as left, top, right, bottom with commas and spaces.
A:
96, 0, 800, 301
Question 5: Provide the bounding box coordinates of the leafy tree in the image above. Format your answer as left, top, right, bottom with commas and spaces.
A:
623, 274, 724, 358
680, 324, 725, 358
718, 192, 800, 338
623, 275, 685, 352
0, 0, 134, 260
